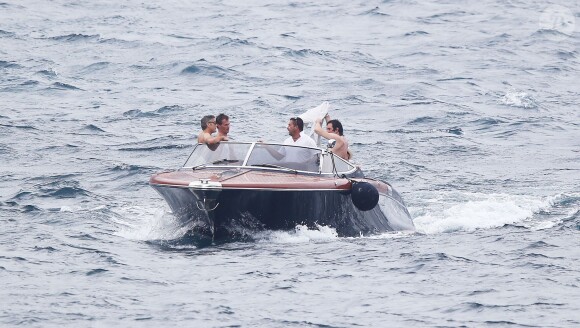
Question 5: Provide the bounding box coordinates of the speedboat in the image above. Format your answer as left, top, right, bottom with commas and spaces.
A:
149, 141, 414, 240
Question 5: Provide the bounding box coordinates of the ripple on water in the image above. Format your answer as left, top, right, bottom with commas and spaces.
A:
181, 60, 239, 79
122, 105, 185, 118
81, 124, 106, 133
47, 33, 100, 42
49, 82, 83, 91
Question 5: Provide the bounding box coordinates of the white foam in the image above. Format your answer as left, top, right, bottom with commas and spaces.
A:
112, 204, 191, 241
59, 206, 74, 212
500, 89, 538, 109
362, 230, 416, 240
530, 220, 558, 231
58, 204, 106, 213
256, 224, 338, 244
413, 192, 554, 234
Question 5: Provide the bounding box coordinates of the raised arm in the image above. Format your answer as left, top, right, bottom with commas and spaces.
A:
314, 118, 346, 150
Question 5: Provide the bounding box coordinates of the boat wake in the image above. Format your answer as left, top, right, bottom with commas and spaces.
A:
112, 203, 341, 244
112, 192, 577, 246
411, 192, 573, 234
112, 204, 194, 241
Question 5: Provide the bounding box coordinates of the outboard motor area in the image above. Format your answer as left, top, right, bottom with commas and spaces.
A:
351, 181, 379, 211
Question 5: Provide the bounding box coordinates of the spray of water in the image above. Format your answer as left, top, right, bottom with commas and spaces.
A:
412, 192, 560, 234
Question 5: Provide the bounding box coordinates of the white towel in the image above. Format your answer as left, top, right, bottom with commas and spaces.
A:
298, 101, 330, 146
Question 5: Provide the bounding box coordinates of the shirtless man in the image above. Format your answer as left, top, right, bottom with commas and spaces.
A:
216, 113, 230, 139
197, 115, 227, 145
314, 114, 349, 160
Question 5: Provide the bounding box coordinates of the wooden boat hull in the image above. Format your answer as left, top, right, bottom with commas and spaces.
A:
150, 169, 413, 239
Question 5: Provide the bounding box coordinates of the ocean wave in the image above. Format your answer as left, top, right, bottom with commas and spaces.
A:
339, 95, 373, 105
359, 7, 390, 16
549, 194, 580, 231
407, 116, 440, 125
442, 127, 463, 135
46, 186, 90, 199
106, 163, 158, 179
9, 179, 91, 202
86, 268, 108, 276
122, 109, 152, 118
419, 11, 470, 24
0, 60, 21, 69
413, 252, 474, 263
532, 28, 574, 39
9, 191, 33, 201
283, 48, 334, 58
212, 36, 254, 47
0, 123, 38, 130
155, 105, 185, 114
277, 94, 301, 100
483, 33, 511, 46
98, 37, 140, 46
0, 29, 16, 37
35, 68, 58, 78
0, 2, 23, 8
110, 163, 154, 172
118, 144, 188, 152
167, 33, 198, 40
392, 161, 431, 174
21, 204, 41, 212
47, 33, 100, 42
524, 241, 558, 249
122, 105, 185, 118
404, 31, 429, 37
117, 136, 187, 152
0, 144, 15, 156
128, 64, 155, 71
82, 124, 106, 133
50, 82, 83, 90
400, 89, 430, 102
436, 77, 474, 82
21, 80, 39, 87
33, 246, 58, 252
556, 50, 577, 60
79, 61, 111, 74
470, 117, 507, 130
101, 14, 128, 23
181, 60, 238, 78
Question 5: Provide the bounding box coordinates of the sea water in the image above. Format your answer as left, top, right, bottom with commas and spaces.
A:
1, 0, 579, 326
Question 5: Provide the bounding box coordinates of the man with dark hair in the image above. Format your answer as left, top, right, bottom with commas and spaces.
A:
216, 113, 230, 139
314, 114, 350, 160
284, 117, 316, 147
198, 115, 227, 145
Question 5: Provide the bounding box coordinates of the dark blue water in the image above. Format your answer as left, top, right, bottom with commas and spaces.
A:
1, 0, 579, 326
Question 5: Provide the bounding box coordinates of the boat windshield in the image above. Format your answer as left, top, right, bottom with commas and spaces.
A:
246, 143, 320, 172
183, 142, 322, 172
184, 142, 252, 168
